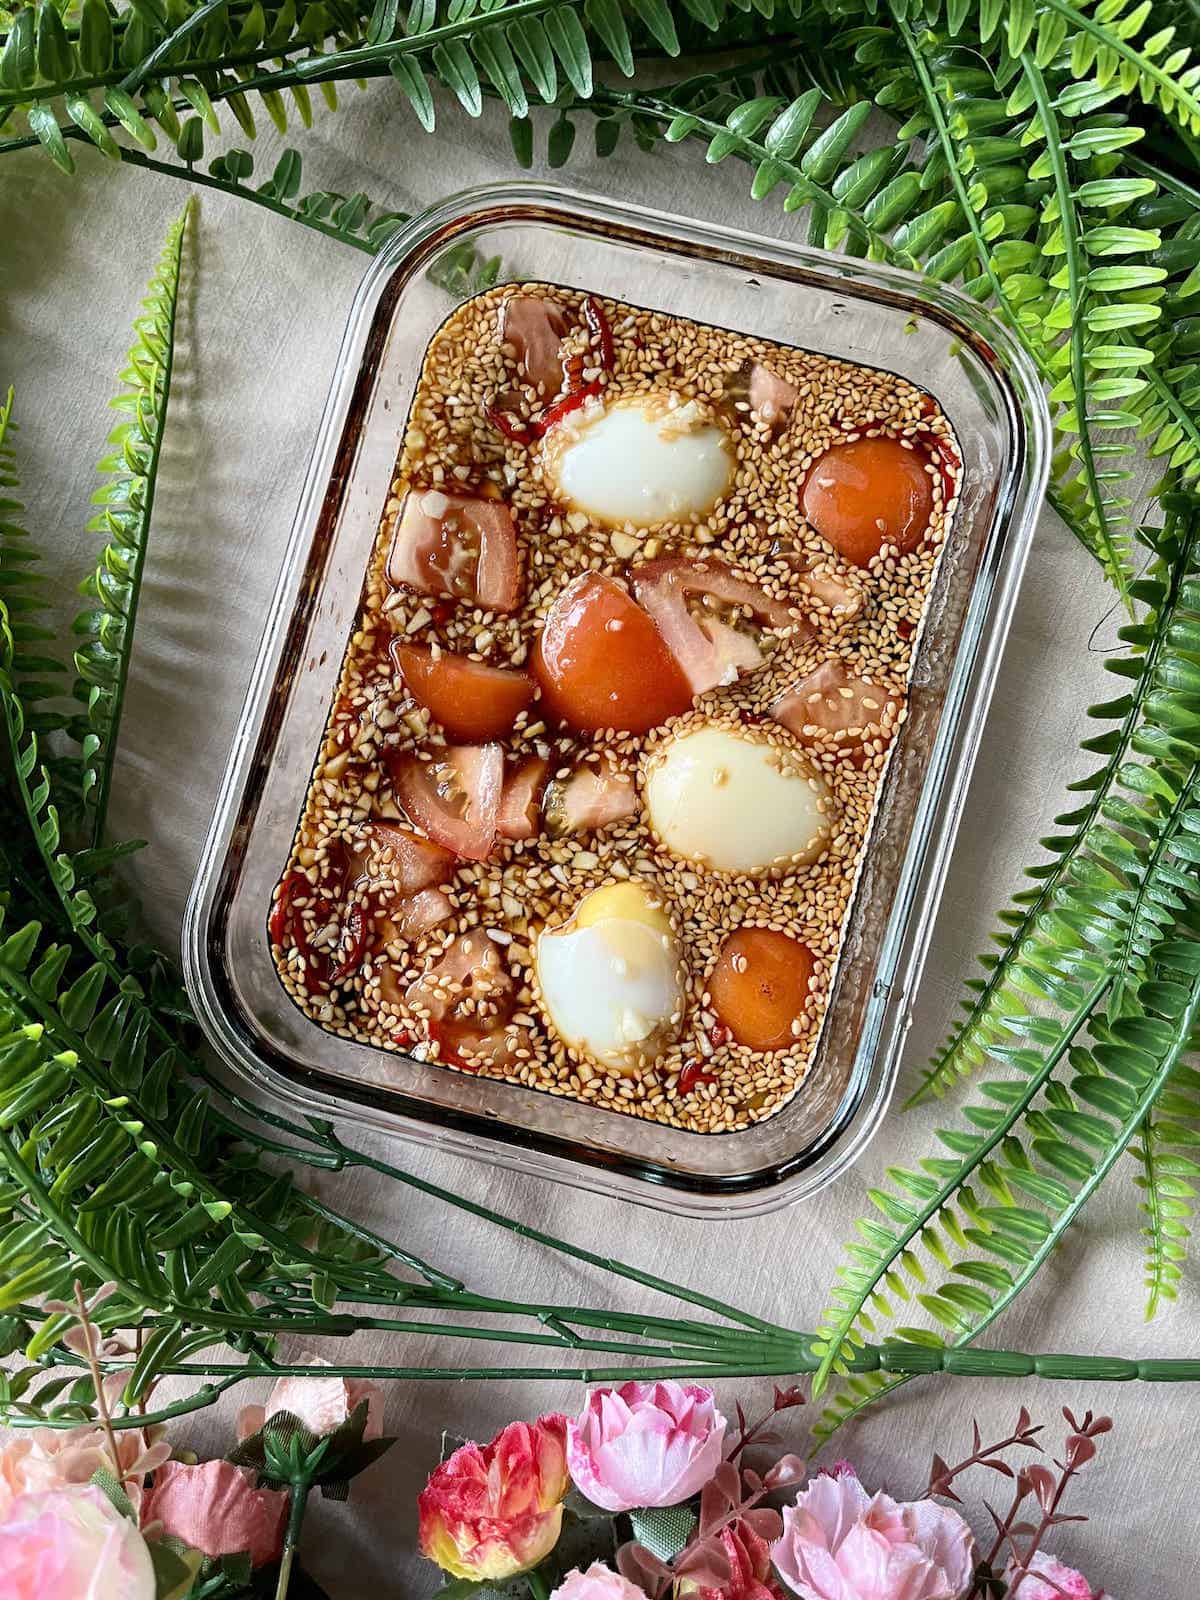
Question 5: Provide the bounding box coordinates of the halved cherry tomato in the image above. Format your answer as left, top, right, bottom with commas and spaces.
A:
392, 642, 535, 743
405, 928, 514, 1025
708, 928, 815, 1052
386, 744, 503, 862
497, 755, 549, 841
388, 489, 522, 612
367, 823, 454, 892
631, 558, 797, 696
801, 436, 934, 567
773, 659, 899, 758
500, 294, 569, 399
532, 572, 693, 735
268, 873, 331, 995
542, 755, 636, 838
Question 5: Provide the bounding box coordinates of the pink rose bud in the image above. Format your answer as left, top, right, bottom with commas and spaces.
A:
567, 1381, 727, 1513
141, 1459, 289, 1568
237, 1369, 384, 1442
419, 1414, 569, 1581
0, 1485, 156, 1600
1005, 1553, 1110, 1600
550, 1560, 652, 1600
772, 1466, 976, 1600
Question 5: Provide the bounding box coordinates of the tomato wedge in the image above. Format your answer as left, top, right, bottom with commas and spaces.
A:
497, 755, 549, 841
747, 361, 797, 437
500, 294, 569, 400
386, 743, 503, 862
388, 489, 522, 612
430, 1019, 533, 1073
405, 928, 514, 1025
392, 642, 535, 743
802, 436, 934, 567
709, 927, 815, 1052
631, 558, 798, 695
382, 887, 454, 942
532, 572, 693, 735
773, 660, 899, 757
543, 756, 637, 837
366, 822, 455, 892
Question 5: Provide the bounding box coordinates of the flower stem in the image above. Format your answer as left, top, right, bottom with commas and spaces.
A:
276, 1477, 313, 1600
527, 1572, 551, 1600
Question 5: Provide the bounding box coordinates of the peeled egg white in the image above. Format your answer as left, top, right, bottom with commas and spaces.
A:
544, 397, 732, 526
534, 881, 684, 1068
644, 723, 836, 875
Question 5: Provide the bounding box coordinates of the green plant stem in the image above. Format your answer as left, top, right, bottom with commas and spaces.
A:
527, 1572, 550, 1600
275, 1477, 312, 1600
114, 146, 382, 253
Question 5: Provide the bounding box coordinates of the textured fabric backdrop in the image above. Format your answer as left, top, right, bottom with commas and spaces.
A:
4, 86, 1198, 1598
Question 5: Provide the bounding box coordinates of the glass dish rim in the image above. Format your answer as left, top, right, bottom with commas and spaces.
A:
182, 178, 1052, 1218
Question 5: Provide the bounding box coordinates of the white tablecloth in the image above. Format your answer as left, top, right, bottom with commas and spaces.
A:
4, 83, 1197, 1597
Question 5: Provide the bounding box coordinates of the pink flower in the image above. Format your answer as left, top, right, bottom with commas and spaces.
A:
141, 1459, 288, 1568
567, 1382, 727, 1513
772, 1467, 975, 1600
0, 1485, 156, 1600
419, 1414, 570, 1581
695, 1522, 787, 1600
0, 1424, 170, 1519
550, 1560, 651, 1599
237, 1365, 384, 1442
1005, 1553, 1109, 1600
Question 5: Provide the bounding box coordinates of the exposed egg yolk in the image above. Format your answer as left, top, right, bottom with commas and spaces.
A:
709, 928, 816, 1052
534, 881, 685, 1069
801, 435, 934, 567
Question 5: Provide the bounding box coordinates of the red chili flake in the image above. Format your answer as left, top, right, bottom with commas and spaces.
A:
428, 1020, 479, 1073
329, 898, 374, 985
484, 396, 537, 445
896, 617, 915, 640
583, 294, 615, 372
392, 1028, 418, 1050
709, 1021, 732, 1050
679, 1061, 720, 1095
928, 433, 961, 502
430, 600, 454, 625
268, 872, 305, 948
531, 378, 604, 438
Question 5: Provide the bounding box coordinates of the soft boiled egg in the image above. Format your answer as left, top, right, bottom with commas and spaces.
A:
543, 395, 733, 526
534, 881, 685, 1069
643, 721, 837, 875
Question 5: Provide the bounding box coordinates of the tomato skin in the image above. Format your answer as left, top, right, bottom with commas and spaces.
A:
392, 642, 534, 743
708, 928, 815, 1052
532, 572, 693, 735
801, 436, 934, 567
388, 490, 522, 612
631, 558, 797, 695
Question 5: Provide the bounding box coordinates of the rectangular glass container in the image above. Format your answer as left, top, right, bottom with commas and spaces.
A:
182, 181, 1050, 1218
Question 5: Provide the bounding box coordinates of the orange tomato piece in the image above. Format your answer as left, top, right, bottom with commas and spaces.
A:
801, 436, 933, 567
708, 928, 815, 1053
531, 572, 693, 735
392, 642, 534, 743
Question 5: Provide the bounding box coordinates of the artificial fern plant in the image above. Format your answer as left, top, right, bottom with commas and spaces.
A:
3, 0, 1200, 1455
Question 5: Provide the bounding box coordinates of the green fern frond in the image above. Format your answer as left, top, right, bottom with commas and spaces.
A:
909, 502, 1200, 1107
0, 388, 72, 738
1133, 1104, 1200, 1320
72, 201, 188, 849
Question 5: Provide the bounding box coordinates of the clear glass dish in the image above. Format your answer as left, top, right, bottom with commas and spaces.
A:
182, 180, 1050, 1218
